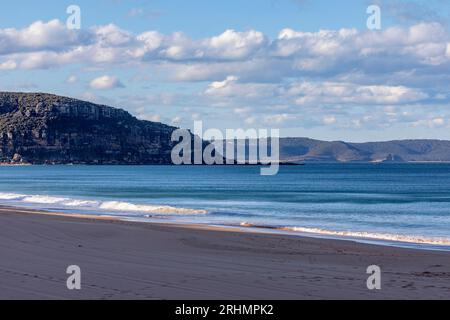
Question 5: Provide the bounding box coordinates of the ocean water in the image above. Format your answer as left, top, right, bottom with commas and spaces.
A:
1, 164, 450, 249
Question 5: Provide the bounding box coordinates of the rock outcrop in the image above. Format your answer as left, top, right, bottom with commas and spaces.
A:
0, 92, 178, 164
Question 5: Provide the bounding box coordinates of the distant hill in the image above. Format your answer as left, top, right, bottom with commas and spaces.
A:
277, 138, 450, 163
221, 137, 450, 163
0, 92, 179, 164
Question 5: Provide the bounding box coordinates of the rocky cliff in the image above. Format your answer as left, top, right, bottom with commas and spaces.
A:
0, 92, 178, 164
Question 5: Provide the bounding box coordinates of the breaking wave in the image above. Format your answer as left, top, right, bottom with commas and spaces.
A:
281, 226, 450, 246
0, 192, 208, 215
236, 222, 450, 246
99, 201, 208, 214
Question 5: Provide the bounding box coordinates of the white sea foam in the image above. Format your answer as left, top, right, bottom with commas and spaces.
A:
0, 192, 207, 215
64, 200, 100, 207
0, 193, 27, 200
99, 201, 208, 214
281, 226, 450, 246
240, 222, 254, 227
22, 195, 69, 204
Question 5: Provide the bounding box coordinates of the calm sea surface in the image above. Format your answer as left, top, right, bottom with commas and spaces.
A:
1, 164, 450, 249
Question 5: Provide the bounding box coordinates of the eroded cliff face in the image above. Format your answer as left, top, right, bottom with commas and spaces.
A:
0, 92, 178, 164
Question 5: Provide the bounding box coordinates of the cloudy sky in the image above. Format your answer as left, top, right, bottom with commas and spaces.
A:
1, 0, 450, 142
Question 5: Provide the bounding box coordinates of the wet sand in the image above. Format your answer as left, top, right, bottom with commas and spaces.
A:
0, 206, 449, 300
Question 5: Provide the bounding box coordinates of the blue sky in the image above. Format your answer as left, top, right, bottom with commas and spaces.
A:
0, 0, 375, 36
1, 0, 450, 142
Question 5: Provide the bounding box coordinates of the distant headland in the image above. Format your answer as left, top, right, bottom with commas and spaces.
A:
0, 92, 178, 165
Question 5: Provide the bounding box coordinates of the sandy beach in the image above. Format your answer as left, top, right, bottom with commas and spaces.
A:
0, 205, 449, 300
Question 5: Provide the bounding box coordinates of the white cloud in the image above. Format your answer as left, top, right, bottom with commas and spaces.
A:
291, 82, 428, 106
208, 76, 238, 90
412, 117, 446, 128
92, 24, 134, 47
0, 59, 17, 70
202, 29, 266, 60
2, 19, 450, 132
0, 20, 89, 55
89, 75, 125, 90
264, 114, 296, 125
2, 20, 449, 83
66, 75, 78, 84
323, 116, 337, 125
432, 117, 445, 126
204, 76, 277, 103
202, 79, 428, 110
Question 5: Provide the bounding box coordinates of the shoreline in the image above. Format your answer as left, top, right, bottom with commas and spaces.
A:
0, 205, 449, 299
2, 162, 450, 165
1, 203, 449, 252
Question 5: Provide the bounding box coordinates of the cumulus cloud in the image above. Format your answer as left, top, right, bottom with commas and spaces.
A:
203, 79, 428, 107
290, 82, 429, 105
201, 29, 266, 60
89, 75, 125, 90
0, 20, 90, 55
2, 18, 450, 131
2, 19, 450, 81
208, 76, 239, 90
0, 59, 17, 70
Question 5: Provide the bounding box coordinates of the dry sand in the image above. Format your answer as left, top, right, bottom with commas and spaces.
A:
0, 206, 449, 300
